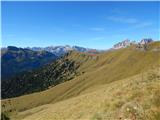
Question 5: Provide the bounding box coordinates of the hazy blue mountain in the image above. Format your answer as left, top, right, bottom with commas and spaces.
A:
28, 45, 101, 56
1, 46, 58, 80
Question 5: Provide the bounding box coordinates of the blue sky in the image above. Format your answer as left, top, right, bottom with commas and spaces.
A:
2, 1, 159, 49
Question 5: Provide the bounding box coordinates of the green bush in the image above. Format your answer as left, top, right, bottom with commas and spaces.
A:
1, 112, 10, 120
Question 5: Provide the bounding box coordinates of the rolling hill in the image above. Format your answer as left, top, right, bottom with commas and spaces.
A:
1, 41, 160, 120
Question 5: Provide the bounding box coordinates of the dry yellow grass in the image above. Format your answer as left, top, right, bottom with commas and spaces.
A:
9, 67, 160, 120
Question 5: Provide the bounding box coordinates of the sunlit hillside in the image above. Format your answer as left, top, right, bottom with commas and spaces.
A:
17, 67, 160, 120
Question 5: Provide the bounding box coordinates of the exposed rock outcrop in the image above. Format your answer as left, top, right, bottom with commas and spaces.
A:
139, 38, 153, 45
113, 39, 132, 49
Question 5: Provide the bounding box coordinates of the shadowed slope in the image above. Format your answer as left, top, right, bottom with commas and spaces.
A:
1, 46, 57, 80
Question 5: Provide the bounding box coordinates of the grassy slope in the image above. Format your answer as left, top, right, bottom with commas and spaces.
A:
20, 68, 160, 120
1, 42, 160, 119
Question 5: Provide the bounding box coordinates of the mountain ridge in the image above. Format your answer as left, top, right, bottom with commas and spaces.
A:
27, 45, 102, 56
1, 46, 58, 80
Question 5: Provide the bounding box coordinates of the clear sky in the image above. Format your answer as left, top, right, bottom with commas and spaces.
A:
2, 1, 159, 49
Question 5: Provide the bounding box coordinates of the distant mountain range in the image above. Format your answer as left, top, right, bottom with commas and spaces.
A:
27, 45, 101, 56
112, 38, 153, 49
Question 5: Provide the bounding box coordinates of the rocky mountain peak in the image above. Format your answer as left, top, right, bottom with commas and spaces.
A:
113, 38, 154, 49
139, 38, 153, 45
113, 39, 131, 49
